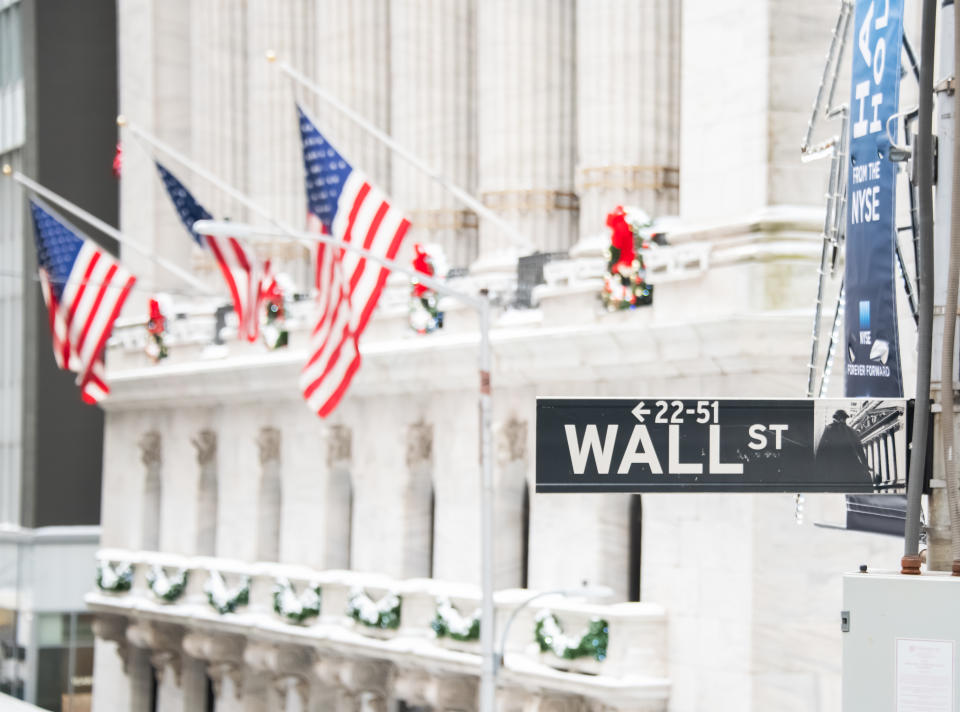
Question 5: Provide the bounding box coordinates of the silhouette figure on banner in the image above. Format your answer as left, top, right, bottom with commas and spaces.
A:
814, 410, 872, 486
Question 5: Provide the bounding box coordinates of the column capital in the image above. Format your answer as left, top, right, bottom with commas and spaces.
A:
191, 429, 217, 466
138, 430, 162, 467
181, 631, 245, 666
91, 614, 130, 673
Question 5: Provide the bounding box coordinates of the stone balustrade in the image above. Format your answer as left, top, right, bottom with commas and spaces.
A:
88, 548, 669, 709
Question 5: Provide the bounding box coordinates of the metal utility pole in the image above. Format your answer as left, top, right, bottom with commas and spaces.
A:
927, 0, 960, 573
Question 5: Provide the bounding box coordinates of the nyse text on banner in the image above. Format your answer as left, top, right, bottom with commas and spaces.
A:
844, 0, 904, 397
536, 398, 909, 493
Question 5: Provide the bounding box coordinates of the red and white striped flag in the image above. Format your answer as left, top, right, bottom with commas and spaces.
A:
30, 199, 136, 403
155, 162, 265, 342
297, 105, 410, 416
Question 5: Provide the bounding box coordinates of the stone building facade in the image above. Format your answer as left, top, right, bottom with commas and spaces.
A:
89, 1, 909, 711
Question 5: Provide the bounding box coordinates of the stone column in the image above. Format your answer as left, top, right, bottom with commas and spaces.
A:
152, 650, 206, 712
118, 0, 196, 292
494, 417, 529, 589
476, 0, 577, 263
192, 429, 218, 556
403, 420, 434, 577
528, 493, 631, 600
181, 631, 246, 711
339, 658, 392, 712
313, 0, 392, 192
244, 641, 314, 712
680, 0, 837, 222
138, 431, 162, 551
188, 0, 249, 223
390, 0, 478, 269
244, 0, 316, 285
427, 675, 479, 712
324, 425, 353, 569
312, 656, 352, 711
256, 426, 283, 562
127, 622, 187, 712
576, 0, 680, 237
91, 615, 132, 712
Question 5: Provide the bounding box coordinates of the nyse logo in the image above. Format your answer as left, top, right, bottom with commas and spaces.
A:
859, 300, 871, 345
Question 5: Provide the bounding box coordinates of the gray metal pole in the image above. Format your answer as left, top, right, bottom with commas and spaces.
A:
902, 0, 938, 573
478, 293, 496, 712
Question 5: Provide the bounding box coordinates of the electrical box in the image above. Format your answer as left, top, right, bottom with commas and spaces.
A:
843, 571, 960, 711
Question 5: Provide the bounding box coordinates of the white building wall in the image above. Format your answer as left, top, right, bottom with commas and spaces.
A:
0, 148, 22, 525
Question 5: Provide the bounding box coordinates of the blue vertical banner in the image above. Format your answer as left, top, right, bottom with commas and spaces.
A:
845, 0, 905, 398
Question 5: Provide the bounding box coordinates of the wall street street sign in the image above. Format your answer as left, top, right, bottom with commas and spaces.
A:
536, 398, 909, 493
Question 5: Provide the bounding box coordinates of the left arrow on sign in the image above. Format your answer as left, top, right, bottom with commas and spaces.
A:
631, 401, 651, 422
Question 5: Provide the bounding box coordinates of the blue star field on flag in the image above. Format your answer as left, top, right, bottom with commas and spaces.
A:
155, 162, 212, 245
297, 105, 352, 233
30, 201, 84, 301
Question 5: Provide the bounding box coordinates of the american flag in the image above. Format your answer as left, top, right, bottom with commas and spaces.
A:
155, 162, 264, 342
297, 105, 410, 416
30, 199, 136, 403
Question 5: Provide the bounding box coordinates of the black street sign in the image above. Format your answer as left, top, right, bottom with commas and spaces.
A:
536, 398, 909, 493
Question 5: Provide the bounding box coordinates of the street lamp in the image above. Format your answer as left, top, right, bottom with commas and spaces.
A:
495, 583, 615, 673
192, 219, 499, 712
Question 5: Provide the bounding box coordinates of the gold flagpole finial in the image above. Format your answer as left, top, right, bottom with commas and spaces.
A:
265, 49, 276, 63
1, 164, 11, 177
116, 114, 127, 127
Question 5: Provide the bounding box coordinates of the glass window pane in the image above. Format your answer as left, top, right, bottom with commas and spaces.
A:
35, 613, 66, 647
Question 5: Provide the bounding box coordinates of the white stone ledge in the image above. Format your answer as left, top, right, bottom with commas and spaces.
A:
88, 548, 668, 692
98, 309, 813, 409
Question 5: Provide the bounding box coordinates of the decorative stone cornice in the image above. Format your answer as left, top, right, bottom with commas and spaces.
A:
138, 431, 162, 468
576, 164, 680, 192
481, 189, 579, 213
191, 430, 217, 467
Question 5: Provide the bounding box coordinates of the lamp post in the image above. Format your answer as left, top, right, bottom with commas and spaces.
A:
192, 219, 499, 712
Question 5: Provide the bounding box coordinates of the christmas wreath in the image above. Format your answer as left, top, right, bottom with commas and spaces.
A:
260, 271, 289, 350
409, 244, 444, 334
204, 570, 250, 615
96, 561, 133, 593
145, 298, 169, 362
272, 578, 321, 624
534, 610, 609, 662
601, 205, 653, 311
347, 588, 401, 630
431, 597, 481, 641
146, 565, 188, 603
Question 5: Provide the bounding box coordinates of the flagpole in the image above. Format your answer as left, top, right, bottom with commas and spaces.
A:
117, 117, 314, 251
2, 164, 216, 296
194, 220, 496, 708
267, 52, 534, 255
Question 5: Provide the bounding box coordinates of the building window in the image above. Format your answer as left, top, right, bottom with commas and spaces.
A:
34, 612, 94, 712
0, 0, 24, 153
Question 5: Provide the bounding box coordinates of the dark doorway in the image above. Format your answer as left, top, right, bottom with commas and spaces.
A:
628, 495, 642, 601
